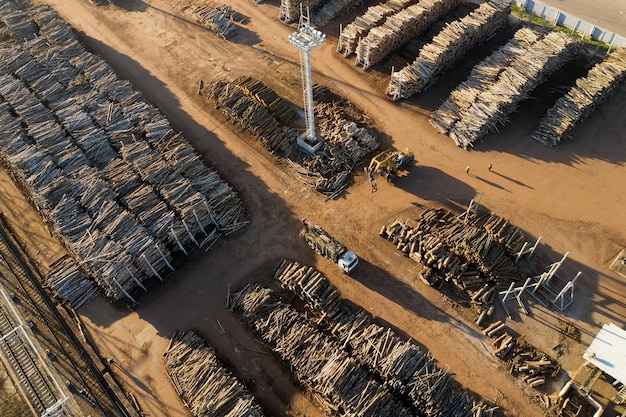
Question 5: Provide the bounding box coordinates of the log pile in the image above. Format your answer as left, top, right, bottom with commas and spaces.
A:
354, 0, 461, 69
431, 27, 542, 134
163, 330, 266, 417
380, 208, 521, 288
442, 31, 582, 148
386, 0, 510, 100
272, 260, 498, 417
533, 47, 626, 146
311, 0, 368, 29
336, 0, 418, 56
45, 256, 100, 309
191, 5, 238, 40
199, 77, 296, 154
201, 79, 379, 195
0, 3, 248, 302
230, 283, 416, 417
279, 0, 326, 23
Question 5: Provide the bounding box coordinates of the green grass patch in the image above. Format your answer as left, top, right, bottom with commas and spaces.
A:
509, 5, 611, 52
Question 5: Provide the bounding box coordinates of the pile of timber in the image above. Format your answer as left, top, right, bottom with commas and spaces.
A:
45, 256, 100, 309
279, 0, 326, 23
0, 3, 248, 303
273, 260, 498, 417
479, 319, 560, 388
386, 0, 510, 100
533, 47, 626, 147
380, 208, 521, 288
337, 0, 418, 56
201, 79, 379, 195
230, 283, 416, 417
354, 0, 461, 69
191, 5, 238, 40
461, 210, 525, 255
199, 77, 296, 154
311, 0, 367, 29
163, 330, 266, 417
431, 27, 542, 134
444, 31, 582, 148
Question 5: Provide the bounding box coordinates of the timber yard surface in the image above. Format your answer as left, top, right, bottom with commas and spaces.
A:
0, 1, 625, 417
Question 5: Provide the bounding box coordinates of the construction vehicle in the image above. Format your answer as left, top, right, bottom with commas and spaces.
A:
300, 219, 359, 274
368, 148, 414, 181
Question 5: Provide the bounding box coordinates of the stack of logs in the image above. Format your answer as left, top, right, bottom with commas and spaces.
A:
431, 27, 542, 135
386, 0, 510, 100
230, 283, 416, 417
336, 0, 418, 56
45, 256, 100, 309
163, 330, 267, 417
200, 78, 379, 195
0, 3, 249, 302
533, 47, 626, 147
441, 30, 582, 149
354, 0, 461, 70
271, 260, 499, 416
380, 208, 521, 289
191, 5, 238, 40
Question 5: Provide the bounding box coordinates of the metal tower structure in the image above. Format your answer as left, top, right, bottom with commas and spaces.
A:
289, 11, 325, 154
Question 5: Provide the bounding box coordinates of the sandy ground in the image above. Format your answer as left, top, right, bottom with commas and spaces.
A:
1, 0, 625, 416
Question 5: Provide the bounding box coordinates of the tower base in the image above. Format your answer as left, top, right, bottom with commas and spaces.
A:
296, 133, 324, 154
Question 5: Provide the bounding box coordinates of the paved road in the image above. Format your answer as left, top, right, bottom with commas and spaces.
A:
535, 0, 626, 35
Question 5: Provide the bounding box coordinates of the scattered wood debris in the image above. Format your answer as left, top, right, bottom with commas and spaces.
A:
164, 330, 267, 417
0, 4, 248, 302
533, 47, 626, 147
386, 0, 510, 100
273, 260, 499, 416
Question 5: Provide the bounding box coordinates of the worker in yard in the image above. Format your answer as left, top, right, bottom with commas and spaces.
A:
488, 163, 492, 171
465, 166, 470, 175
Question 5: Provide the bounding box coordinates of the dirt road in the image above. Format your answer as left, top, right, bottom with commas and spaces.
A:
8, 0, 626, 416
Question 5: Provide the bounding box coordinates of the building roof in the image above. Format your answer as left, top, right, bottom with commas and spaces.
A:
583, 323, 626, 385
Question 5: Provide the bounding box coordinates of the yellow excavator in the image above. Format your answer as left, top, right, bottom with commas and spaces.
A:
368, 148, 414, 181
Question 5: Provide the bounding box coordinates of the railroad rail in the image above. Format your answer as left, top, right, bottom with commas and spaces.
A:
0, 211, 131, 417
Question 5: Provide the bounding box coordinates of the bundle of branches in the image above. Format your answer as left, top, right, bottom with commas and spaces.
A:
431, 27, 542, 134
337, 0, 419, 56
446, 31, 582, 148
533, 47, 626, 146
230, 283, 415, 417
273, 260, 498, 417
163, 330, 266, 417
355, 0, 461, 69
0, 4, 249, 302
386, 0, 510, 100
380, 208, 521, 287
191, 5, 237, 40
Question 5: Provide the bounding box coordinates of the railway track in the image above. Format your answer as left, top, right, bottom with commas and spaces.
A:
0, 212, 131, 417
